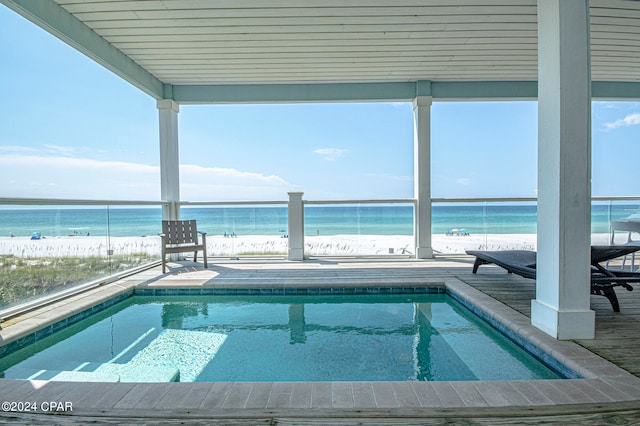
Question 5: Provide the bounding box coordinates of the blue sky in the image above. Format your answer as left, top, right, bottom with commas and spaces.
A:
1, 6, 639, 202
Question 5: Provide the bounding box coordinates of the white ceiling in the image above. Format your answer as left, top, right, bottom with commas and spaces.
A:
52, 0, 640, 86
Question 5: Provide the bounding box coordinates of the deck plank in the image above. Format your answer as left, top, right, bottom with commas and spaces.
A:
244, 382, 273, 409
176, 382, 217, 409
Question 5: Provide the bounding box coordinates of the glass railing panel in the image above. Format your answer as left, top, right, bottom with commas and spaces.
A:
0, 203, 162, 312
592, 199, 640, 247
303, 203, 415, 256
102, 205, 163, 273
591, 200, 612, 245
180, 204, 288, 257
0, 205, 108, 311
432, 198, 640, 255
431, 200, 537, 254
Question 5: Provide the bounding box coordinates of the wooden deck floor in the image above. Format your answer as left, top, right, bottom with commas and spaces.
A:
3, 256, 640, 424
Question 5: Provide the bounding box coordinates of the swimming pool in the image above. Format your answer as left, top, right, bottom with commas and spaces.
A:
0, 293, 561, 382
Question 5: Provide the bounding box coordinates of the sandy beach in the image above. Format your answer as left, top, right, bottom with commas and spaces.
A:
0, 233, 613, 258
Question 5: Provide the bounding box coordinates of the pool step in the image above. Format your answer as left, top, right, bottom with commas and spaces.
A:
6, 367, 120, 382
5, 328, 225, 383
95, 363, 180, 382
48, 370, 121, 382
7, 364, 180, 382
121, 329, 226, 382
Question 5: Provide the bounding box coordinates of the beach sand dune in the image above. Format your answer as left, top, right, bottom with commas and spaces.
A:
0, 233, 613, 258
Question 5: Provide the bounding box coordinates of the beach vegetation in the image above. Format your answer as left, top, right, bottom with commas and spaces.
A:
233, 251, 287, 256
0, 254, 156, 309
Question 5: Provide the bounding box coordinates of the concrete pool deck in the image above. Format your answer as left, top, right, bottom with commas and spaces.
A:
2, 257, 640, 423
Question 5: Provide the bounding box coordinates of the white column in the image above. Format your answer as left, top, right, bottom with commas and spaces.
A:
158, 99, 180, 221
413, 96, 433, 259
288, 192, 304, 261
532, 0, 594, 339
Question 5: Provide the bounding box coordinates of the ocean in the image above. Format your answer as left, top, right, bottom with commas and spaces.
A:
1, 203, 639, 239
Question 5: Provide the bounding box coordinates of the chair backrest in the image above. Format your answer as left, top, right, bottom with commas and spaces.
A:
611, 220, 640, 233
611, 220, 640, 244
162, 220, 199, 245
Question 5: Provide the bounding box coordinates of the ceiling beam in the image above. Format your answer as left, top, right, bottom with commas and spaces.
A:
171, 81, 539, 103
172, 80, 640, 103
432, 81, 538, 100
592, 82, 640, 100
172, 82, 417, 104
1, 0, 164, 98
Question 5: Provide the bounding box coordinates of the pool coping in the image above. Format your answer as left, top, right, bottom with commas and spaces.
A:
2, 275, 640, 417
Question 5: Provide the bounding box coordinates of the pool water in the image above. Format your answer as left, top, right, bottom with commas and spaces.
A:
0, 294, 561, 382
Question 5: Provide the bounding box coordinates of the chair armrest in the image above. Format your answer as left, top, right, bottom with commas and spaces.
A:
198, 231, 207, 236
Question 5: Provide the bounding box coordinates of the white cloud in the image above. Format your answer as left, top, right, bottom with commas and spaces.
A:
594, 101, 620, 110
366, 173, 412, 182
603, 112, 640, 130
180, 164, 288, 186
179, 164, 296, 200
0, 145, 39, 154
0, 154, 159, 200
457, 178, 473, 186
0, 154, 296, 201
313, 148, 347, 161
43, 144, 77, 157
0, 144, 82, 157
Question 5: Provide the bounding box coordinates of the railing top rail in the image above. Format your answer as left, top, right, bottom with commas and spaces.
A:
0, 197, 168, 206
432, 196, 640, 203
304, 198, 416, 205
431, 197, 537, 203
591, 196, 640, 202
1, 196, 638, 207
181, 200, 287, 206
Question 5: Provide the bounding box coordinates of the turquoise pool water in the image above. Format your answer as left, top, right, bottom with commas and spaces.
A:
0, 294, 560, 382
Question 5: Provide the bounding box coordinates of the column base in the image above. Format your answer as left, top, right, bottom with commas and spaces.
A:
415, 247, 434, 259
531, 299, 595, 340
288, 248, 304, 261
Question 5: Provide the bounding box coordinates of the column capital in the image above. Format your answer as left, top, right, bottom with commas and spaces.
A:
157, 99, 180, 113
413, 96, 433, 109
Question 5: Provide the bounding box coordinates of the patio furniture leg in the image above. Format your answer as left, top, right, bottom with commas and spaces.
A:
591, 285, 621, 312
472, 257, 490, 274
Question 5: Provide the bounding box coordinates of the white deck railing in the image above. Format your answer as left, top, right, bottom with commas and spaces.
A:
0, 196, 640, 257
1, 195, 639, 321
